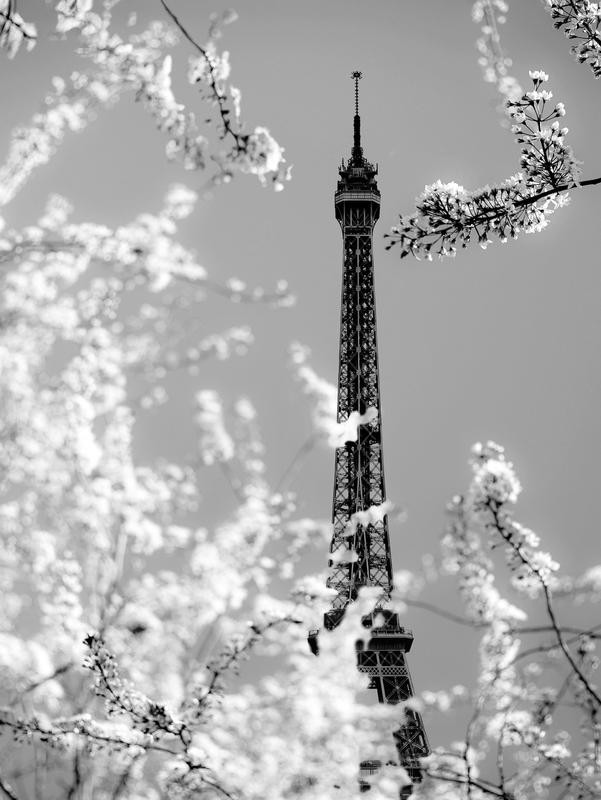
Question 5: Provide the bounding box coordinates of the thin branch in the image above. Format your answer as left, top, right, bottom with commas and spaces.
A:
495, 710, 509, 798
517, 727, 598, 799
386, 174, 601, 257
110, 755, 143, 800
218, 459, 245, 503
190, 615, 301, 716
403, 598, 485, 628
398, 598, 600, 640
66, 749, 82, 800
425, 765, 513, 799
1, 238, 292, 307
516, 623, 601, 636
0, 241, 80, 265
463, 697, 483, 800
0, 772, 19, 800
9, 663, 73, 706
275, 432, 320, 491
487, 502, 601, 707
88, 639, 190, 748
159, 0, 246, 151
200, 277, 292, 306
0, 5, 36, 45
462, 175, 601, 226
0, 713, 179, 757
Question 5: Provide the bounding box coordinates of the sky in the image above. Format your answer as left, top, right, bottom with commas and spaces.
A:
1, 0, 600, 745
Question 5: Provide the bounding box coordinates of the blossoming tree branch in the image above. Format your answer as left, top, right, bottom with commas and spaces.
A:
386, 0, 601, 260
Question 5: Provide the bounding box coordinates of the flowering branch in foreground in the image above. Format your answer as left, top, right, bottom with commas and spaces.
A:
386, 71, 594, 260
0, 0, 36, 57
468, 445, 601, 709
421, 442, 601, 799
84, 633, 190, 740
542, 0, 601, 78
181, 614, 302, 723
160, 0, 291, 189
0, 1, 290, 207
472, 0, 522, 108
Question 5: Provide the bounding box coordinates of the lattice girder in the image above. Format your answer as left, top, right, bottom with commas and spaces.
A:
323, 126, 429, 797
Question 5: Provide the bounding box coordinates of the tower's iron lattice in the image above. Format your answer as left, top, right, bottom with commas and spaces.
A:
313, 73, 429, 798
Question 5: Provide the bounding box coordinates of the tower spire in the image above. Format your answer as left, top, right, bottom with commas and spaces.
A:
351, 70, 363, 163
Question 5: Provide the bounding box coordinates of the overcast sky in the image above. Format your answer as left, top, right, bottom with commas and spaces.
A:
2, 0, 600, 742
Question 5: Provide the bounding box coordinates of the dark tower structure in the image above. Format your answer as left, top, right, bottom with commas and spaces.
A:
321, 72, 429, 797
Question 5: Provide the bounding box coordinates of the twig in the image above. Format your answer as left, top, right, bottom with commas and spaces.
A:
275, 432, 320, 491
386, 175, 601, 255
0, 713, 179, 757
517, 623, 601, 636
0, 772, 19, 800
10, 662, 73, 706
487, 502, 601, 707
66, 749, 82, 800
159, 0, 246, 151
0, 2, 36, 46
456, 175, 601, 227
425, 762, 514, 799
403, 598, 485, 628
111, 755, 143, 800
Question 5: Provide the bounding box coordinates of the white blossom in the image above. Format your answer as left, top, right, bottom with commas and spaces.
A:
542, 0, 601, 78
289, 343, 338, 443
333, 406, 378, 447
388, 73, 581, 259
473, 1, 522, 108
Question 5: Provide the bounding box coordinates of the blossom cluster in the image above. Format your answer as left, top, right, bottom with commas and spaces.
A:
289, 342, 338, 445
387, 72, 580, 259
84, 633, 188, 738
507, 70, 581, 192
333, 405, 378, 447
465, 443, 551, 597
0, 2, 289, 204
472, 0, 522, 106
466, 441, 561, 598
436, 443, 601, 798
542, 0, 601, 78
442, 494, 526, 625
0, 71, 306, 792
165, 3, 290, 188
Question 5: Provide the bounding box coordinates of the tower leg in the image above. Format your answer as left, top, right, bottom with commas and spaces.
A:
356, 612, 429, 796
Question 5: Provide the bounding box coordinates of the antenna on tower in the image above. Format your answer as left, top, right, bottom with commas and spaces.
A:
352, 70, 362, 114
351, 70, 363, 163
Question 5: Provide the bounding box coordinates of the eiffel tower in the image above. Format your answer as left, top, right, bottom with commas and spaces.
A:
309, 72, 429, 798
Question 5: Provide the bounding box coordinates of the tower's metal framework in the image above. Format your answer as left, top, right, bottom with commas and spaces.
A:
317, 73, 429, 797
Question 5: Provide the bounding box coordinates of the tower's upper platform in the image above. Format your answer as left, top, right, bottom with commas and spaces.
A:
335, 71, 380, 206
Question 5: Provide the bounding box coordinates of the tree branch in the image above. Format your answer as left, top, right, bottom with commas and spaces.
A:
9, 662, 73, 706
487, 501, 601, 708
0, 2, 36, 46
0, 772, 19, 800
403, 598, 485, 628
0, 712, 179, 757
159, 0, 247, 151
